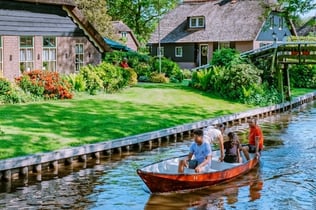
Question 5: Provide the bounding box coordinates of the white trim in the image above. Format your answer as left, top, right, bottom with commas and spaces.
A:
62, 6, 104, 53
175, 46, 183, 57
189, 16, 205, 28
42, 36, 57, 72
199, 44, 208, 66
19, 36, 34, 73
75, 43, 84, 72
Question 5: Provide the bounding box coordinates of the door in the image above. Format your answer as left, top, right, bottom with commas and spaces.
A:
199, 44, 208, 66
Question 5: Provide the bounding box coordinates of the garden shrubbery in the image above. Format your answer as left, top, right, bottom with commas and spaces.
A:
68, 61, 137, 95
104, 51, 183, 83
0, 70, 73, 104
290, 65, 316, 88
191, 48, 282, 106
16, 70, 73, 99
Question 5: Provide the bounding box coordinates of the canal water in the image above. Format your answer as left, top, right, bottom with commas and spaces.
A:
0, 102, 316, 210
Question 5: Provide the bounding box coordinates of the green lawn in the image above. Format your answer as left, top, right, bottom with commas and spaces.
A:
291, 88, 316, 97
0, 83, 254, 159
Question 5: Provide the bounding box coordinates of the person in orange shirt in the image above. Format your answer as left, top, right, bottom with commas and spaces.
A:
242, 118, 264, 160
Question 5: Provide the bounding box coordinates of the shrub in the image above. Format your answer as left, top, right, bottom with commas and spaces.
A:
182, 69, 193, 79
104, 51, 183, 82
15, 70, 73, 99
80, 65, 104, 95
79, 62, 134, 94
152, 57, 183, 82
290, 65, 316, 88
150, 72, 169, 83
241, 83, 281, 106
216, 63, 263, 99
124, 68, 138, 86
211, 48, 240, 67
0, 78, 33, 104
66, 74, 86, 92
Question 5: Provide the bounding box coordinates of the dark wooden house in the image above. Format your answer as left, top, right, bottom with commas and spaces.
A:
0, 0, 111, 80
148, 0, 297, 69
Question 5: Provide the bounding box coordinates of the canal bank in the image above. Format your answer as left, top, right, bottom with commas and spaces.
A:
1, 92, 316, 182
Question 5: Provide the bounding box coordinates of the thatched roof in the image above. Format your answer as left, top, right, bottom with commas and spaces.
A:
6, 0, 112, 52
149, 0, 267, 44
112, 21, 140, 47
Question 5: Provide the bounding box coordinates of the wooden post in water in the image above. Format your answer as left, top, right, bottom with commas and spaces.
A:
65, 157, 73, 166
20, 167, 28, 177
51, 161, 58, 175
3, 170, 11, 182
94, 152, 100, 164
158, 138, 162, 146
148, 140, 153, 150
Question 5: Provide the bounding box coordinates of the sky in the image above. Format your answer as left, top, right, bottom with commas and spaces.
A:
301, 0, 316, 18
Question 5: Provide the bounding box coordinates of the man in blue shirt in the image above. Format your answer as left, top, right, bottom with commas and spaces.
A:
178, 129, 212, 173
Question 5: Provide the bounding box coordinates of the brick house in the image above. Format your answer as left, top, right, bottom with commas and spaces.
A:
0, 0, 111, 81
112, 21, 140, 51
148, 0, 297, 69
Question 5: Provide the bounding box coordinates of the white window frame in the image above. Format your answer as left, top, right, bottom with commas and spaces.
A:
175, 46, 183, 57
190, 16, 205, 28
75, 43, 84, 72
43, 36, 57, 72
278, 17, 283, 30
19, 36, 34, 73
269, 16, 274, 29
157, 46, 164, 57
121, 32, 127, 38
0, 36, 2, 77
218, 42, 230, 50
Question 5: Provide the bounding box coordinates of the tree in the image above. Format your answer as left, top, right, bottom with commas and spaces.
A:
74, 0, 116, 39
277, 0, 316, 20
107, 0, 179, 45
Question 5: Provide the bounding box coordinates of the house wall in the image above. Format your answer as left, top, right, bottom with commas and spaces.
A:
2, 36, 19, 80
57, 37, 101, 74
1, 35, 101, 81
235, 41, 254, 52
256, 12, 293, 42
0, 1, 103, 80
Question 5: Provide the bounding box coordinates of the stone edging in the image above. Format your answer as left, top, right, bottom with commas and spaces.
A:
0, 92, 315, 176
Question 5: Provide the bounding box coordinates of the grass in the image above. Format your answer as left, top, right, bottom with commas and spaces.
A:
0, 83, 254, 160
291, 88, 316, 97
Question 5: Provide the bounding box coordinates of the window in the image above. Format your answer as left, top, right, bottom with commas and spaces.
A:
190, 16, 205, 28
20, 36, 34, 73
157, 46, 164, 57
0, 37, 2, 77
269, 16, 274, 29
218, 42, 230, 49
121, 32, 127, 38
43, 37, 57, 71
75, 43, 84, 72
175, 46, 183, 57
279, 17, 283, 30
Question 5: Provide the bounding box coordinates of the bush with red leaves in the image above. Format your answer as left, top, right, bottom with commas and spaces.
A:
15, 70, 73, 99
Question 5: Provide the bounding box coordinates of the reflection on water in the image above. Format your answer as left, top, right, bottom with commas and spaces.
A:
0, 102, 315, 210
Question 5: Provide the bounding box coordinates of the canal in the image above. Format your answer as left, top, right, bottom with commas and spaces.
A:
0, 102, 316, 209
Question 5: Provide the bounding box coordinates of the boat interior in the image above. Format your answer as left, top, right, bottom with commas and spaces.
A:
141, 151, 255, 174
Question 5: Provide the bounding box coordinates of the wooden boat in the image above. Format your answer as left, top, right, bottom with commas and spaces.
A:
137, 151, 259, 193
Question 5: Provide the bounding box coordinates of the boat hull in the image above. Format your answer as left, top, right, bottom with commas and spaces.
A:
137, 157, 259, 193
